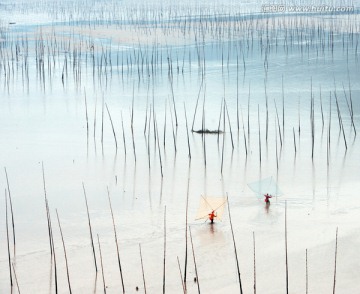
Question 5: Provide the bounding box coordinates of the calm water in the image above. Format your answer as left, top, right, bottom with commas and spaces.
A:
1, 1, 360, 293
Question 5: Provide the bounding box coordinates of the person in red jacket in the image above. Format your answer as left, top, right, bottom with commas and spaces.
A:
208, 210, 217, 223
264, 193, 272, 203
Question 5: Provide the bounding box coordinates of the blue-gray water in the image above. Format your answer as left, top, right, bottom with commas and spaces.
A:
1, 1, 360, 293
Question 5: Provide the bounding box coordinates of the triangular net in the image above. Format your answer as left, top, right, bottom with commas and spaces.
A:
195, 196, 227, 221
247, 176, 283, 199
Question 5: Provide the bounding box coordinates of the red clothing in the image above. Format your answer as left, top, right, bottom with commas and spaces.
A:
208, 211, 216, 222
264, 194, 272, 203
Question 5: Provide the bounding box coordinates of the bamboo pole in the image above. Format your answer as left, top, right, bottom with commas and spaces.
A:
12, 262, 20, 294
306, 249, 308, 294
42, 163, 53, 256
177, 256, 186, 294
225, 99, 234, 149
189, 226, 200, 294
163, 206, 167, 294
55, 209, 72, 294
227, 195, 243, 294
105, 103, 118, 150
4, 167, 15, 253
285, 201, 289, 294
121, 111, 127, 157
82, 183, 98, 272
107, 187, 125, 293
191, 80, 203, 132
155, 116, 163, 177
253, 232, 256, 294
5, 190, 13, 287
139, 244, 147, 294
258, 105, 261, 165
184, 103, 191, 159
97, 235, 106, 294
333, 227, 339, 294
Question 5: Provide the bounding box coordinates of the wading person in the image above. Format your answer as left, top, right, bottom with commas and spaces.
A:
208, 210, 217, 223
264, 193, 272, 203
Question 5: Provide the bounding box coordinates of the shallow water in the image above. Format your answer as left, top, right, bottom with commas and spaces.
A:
1, 1, 360, 293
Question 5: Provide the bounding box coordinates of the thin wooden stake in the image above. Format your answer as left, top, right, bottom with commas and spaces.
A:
189, 226, 200, 294
107, 187, 125, 293
177, 256, 186, 294
333, 227, 339, 294
224, 100, 234, 149
227, 195, 243, 294
5, 190, 13, 287
306, 249, 308, 294
139, 244, 147, 294
97, 235, 106, 294
163, 206, 166, 294
42, 163, 53, 256
4, 167, 15, 253
55, 209, 72, 294
12, 262, 20, 294
184, 103, 191, 159
83, 183, 98, 272
105, 103, 118, 149
253, 231, 256, 294
285, 201, 289, 294
121, 111, 127, 157
191, 80, 203, 131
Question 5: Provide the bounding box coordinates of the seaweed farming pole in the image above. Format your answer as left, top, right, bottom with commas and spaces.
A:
177, 256, 186, 294
236, 56, 240, 131
84, 90, 89, 140
282, 75, 285, 140
264, 79, 269, 143
42, 163, 53, 256
306, 249, 308, 294
105, 103, 118, 150
5, 190, 13, 287
55, 209, 72, 294
191, 80, 203, 132
258, 105, 261, 165
334, 91, 347, 150
107, 187, 125, 293
247, 83, 251, 147
184, 173, 190, 291
253, 231, 256, 294
342, 82, 356, 136
170, 105, 177, 153
163, 206, 167, 294
285, 201, 289, 294
82, 183, 98, 272
217, 99, 223, 145
139, 244, 147, 294
155, 116, 163, 177
221, 103, 226, 174
333, 227, 339, 294
227, 195, 243, 294
293, 127, 297, 154
225, 99, 234, 150
184, 103, 192, 159
202, 96, 207, 167
4, 167, 15, 253
189, 226, 200, 294
130, 109, 137, 162
11, 262, 20, 294
97, 235, 106, 294
169, 75, 178, 126
121, 111, 127, 157
241, 107, 248, 157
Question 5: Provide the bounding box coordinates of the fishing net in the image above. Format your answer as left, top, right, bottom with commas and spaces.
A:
195, 196, 227, 221
247, 176, 283, 198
